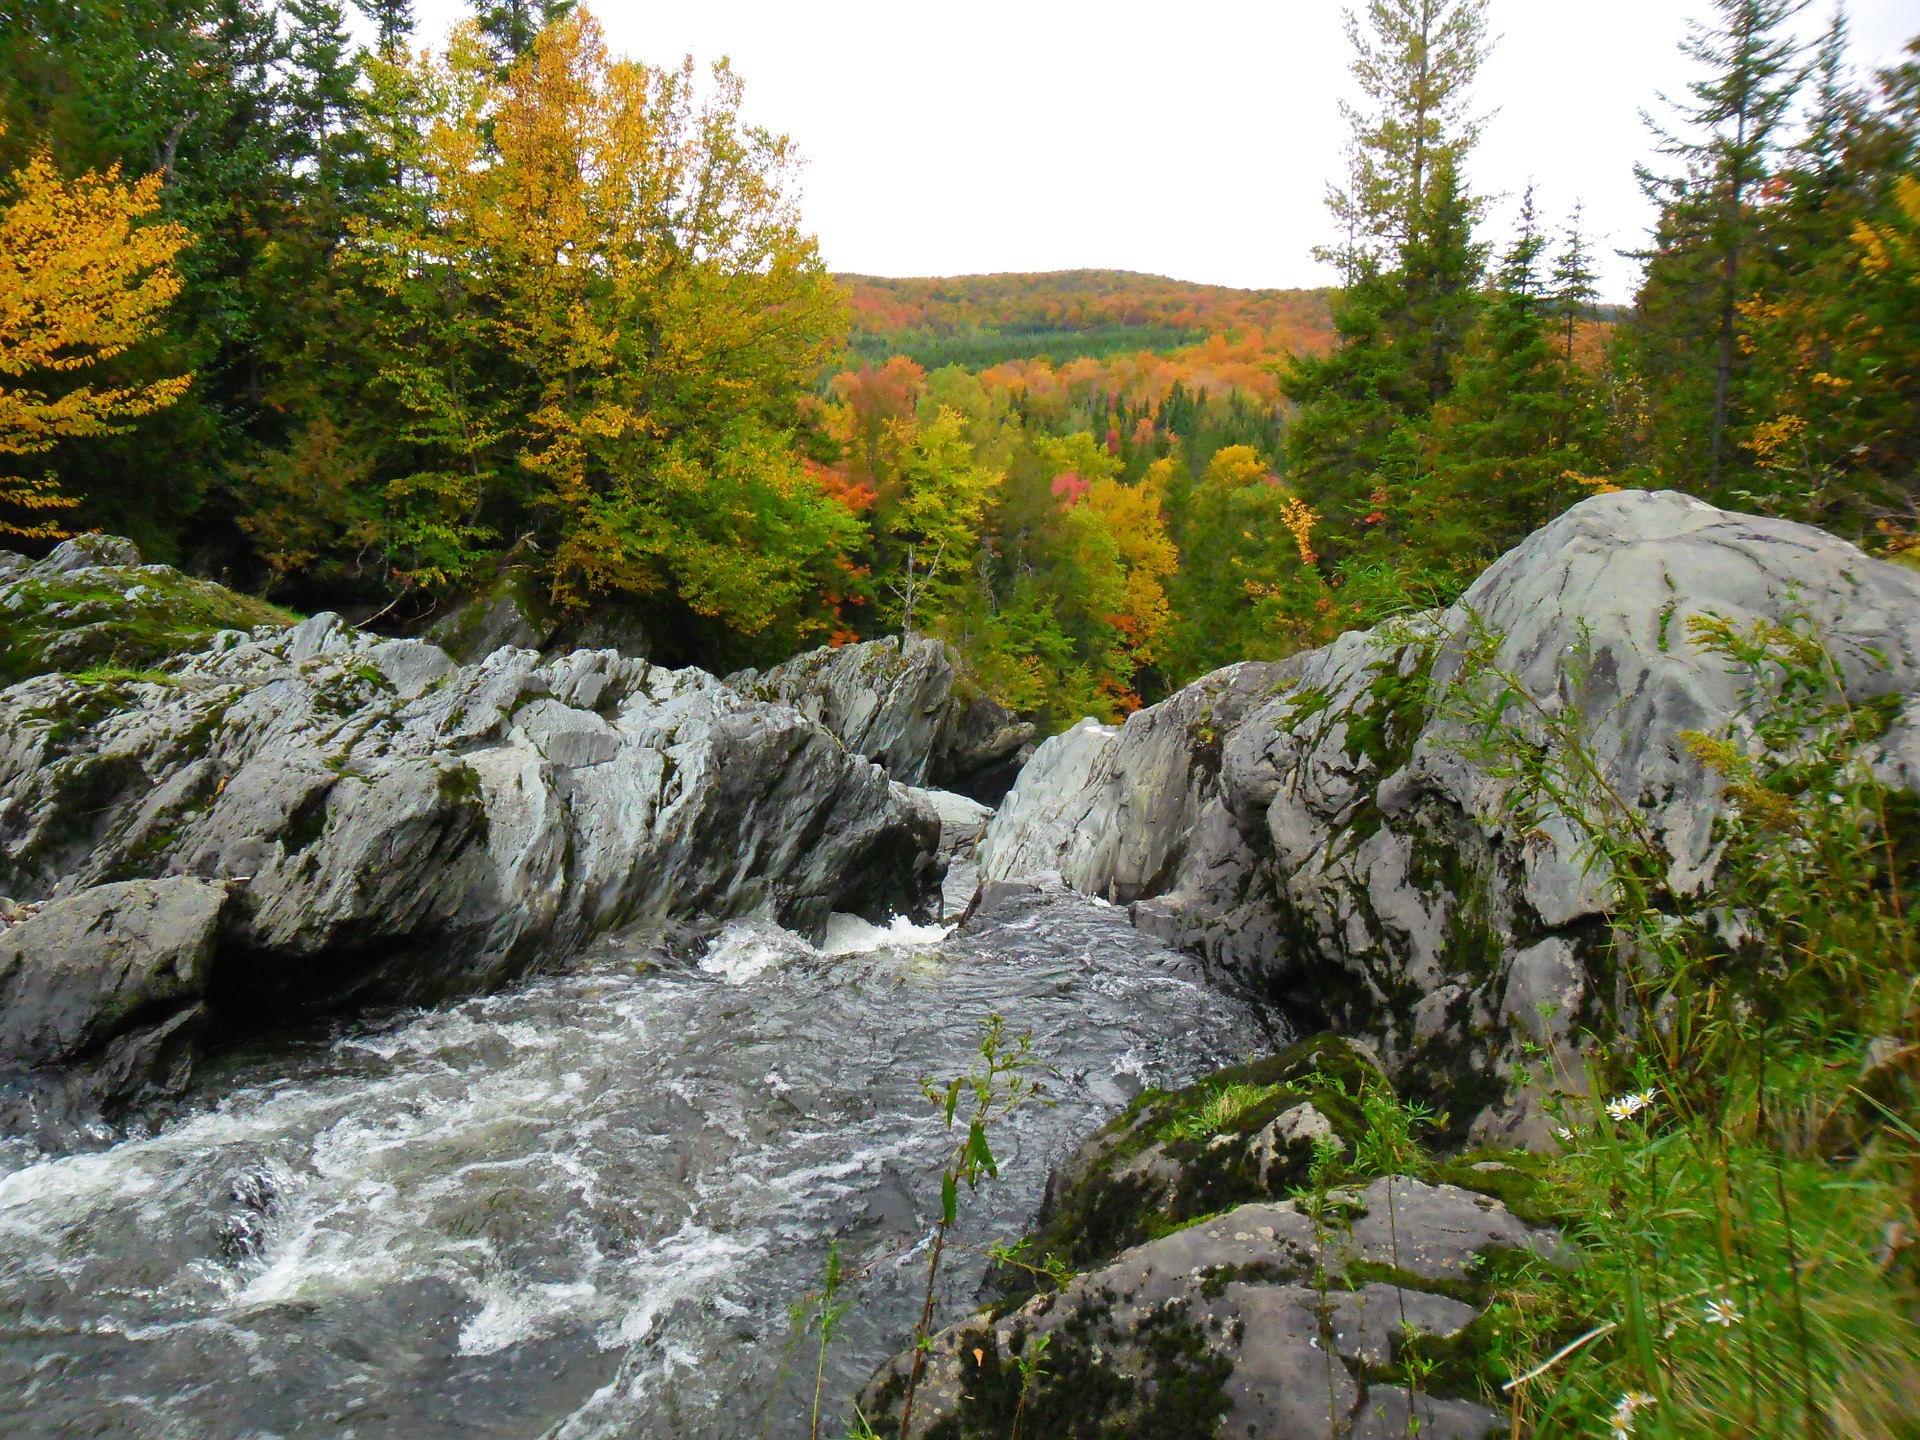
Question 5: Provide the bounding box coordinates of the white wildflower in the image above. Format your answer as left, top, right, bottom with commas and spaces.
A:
1555, 1126, 1575, 1141
1704, 1297, 1742, 1327
1609, 1391, 1656, 1435
1606, 1091, 1655, 1122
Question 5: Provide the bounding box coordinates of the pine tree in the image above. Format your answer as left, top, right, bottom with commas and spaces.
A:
1626, 0, 1808, 494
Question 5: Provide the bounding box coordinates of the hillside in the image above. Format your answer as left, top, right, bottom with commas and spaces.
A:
838, 269, 1336, 373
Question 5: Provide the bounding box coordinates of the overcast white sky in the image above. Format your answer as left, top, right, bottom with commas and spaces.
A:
398, 1, 1917, 302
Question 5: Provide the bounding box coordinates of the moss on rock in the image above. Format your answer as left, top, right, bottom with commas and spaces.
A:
0, 558, 293, 686
1012, 1034, 1384, 1281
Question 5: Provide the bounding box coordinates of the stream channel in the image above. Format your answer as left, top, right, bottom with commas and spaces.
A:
0, 870, 1280, 1438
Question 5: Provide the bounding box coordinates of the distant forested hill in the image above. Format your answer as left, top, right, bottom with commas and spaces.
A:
838, 271, 1335, 370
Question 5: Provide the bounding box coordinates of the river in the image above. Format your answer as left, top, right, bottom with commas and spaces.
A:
0, 873, 1278, 1439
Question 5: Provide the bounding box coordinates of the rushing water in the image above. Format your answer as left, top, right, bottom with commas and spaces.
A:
0, 873, 1278, 1439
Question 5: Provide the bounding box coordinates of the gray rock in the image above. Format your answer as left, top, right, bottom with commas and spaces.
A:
366, 637, 456, 700
1339, 1176, 1565, 1280
0, 877, 229, 1113
906, 786, 994, 869
31, 533, 143, 575
0, 614, 941, 1048
861, 1176, 1555, 1439
426, 566, 557, 661
974, 492, 1920, 1134
1351, 1386, 1501, 1440
727, 634, 1034, 800
978, 660, 1295, 901
1325, 1283, 1479, 1366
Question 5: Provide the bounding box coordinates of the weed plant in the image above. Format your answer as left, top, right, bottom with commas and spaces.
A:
1433, 610, 1920, 1437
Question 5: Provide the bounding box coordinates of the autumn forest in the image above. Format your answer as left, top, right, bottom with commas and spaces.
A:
2, 0, 1918, 732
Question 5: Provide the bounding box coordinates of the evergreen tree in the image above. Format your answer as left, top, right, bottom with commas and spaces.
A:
1625, 0, 1808, 494
1283, 0, 1491, 567
472, 0, 576, 66
1432, 191, 1602, 550
1733, 25, 1920, 530
354, 0, 417, 58
1550, 205, 1599, 371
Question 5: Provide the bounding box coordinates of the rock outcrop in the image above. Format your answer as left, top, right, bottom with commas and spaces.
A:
977, 491, 1920, 1140
0, 877, 229, 1121
426, 562, 653, 664
727, 634, 1034, 802
862, 1171, 1556, 1439
0, 534, 293, 685
0, 546, 944, 1123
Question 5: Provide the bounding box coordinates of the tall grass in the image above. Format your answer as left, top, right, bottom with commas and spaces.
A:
1443, 610, 1920, 1437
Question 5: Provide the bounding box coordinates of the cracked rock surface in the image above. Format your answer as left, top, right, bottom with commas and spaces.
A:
728, 633, 1035, 802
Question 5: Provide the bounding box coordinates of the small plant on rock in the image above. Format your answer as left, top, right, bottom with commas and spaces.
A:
897, 1013, 1045, 1438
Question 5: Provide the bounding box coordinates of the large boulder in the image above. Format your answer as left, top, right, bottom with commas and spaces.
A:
726, 634, 1034, 801
0, 606, 940, 1041
0, 877, 228, 1115
860, 1174, 1558, 1439
425, 562, 654, 664
978, 491, 1920, 1140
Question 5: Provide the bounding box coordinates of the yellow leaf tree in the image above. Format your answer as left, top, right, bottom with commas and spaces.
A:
0, 140, 192, 538
351, 13, 852, 633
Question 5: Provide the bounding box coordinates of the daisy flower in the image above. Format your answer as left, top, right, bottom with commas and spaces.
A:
1609, 1391, 1656, 1435
1606, 1091, 1655, 1122
1704, 1297, 1742, 1327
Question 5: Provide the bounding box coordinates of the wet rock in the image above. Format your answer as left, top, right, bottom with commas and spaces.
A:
0, 605, 941, 1059
975, 491, 1920, 1136
906, 786, 994, 869
727, 634, 1034, 801
0, 877, 227, 1127
861, 1175, 1550, 1439
0, 877, 226, 1069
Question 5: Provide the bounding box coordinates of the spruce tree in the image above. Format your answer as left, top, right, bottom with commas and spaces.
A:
354, 0, 416, 58
1432, 192, 1602, 550
1626, 0, 1808, 494
1283, 0, 1491, 565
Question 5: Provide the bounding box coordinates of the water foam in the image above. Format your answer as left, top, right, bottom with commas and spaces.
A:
818, 913, 951, 955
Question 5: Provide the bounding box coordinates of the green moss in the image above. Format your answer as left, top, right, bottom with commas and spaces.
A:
1429, 1151, 1571, 1228
0, 566, 294, 686
1010, 1035, 1381, 1281
1342, 646, 1434, 775
1363, 1243, 1584, 1405
902, 1304, 1234, 1440
282, 786, 333, 855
